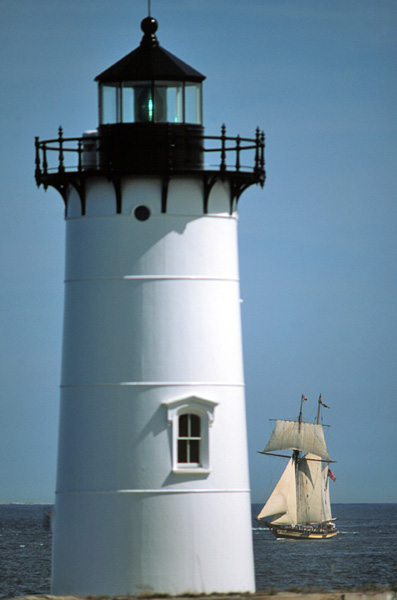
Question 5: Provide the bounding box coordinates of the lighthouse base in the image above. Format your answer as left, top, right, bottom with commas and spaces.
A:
51, 490, 255, 596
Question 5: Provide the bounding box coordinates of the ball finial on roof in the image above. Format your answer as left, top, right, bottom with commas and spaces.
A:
141, 16, 158, 35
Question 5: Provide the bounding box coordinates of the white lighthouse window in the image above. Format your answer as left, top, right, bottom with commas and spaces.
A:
162, 396, 217, 474
178, 413, 201, 464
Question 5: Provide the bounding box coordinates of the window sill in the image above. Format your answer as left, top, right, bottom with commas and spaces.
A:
172, 467, 211, 475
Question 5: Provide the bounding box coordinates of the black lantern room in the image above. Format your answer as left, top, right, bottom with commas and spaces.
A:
95, 17, 205, 172
96, 17, 204, 126
35, 16, 265, 214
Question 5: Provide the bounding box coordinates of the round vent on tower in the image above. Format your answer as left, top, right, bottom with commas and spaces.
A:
134, 205, 151, 221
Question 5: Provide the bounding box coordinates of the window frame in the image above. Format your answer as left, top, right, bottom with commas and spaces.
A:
163, 396, 217, 474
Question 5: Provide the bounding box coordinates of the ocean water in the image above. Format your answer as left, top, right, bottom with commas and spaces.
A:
0, 504, 52, 598
0, 503, 396, 598
252, 503, 397, 591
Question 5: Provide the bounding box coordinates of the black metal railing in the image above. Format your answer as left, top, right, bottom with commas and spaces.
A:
35, 124, 265, 187
204, 124, 265, 181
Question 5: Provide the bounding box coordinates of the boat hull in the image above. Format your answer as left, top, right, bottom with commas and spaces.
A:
270, 527, 338, 540
262, 521, 338, 540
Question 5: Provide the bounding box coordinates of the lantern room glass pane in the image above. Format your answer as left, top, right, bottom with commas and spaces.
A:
133, 83, 153, 122
101, 84, 118, 124
122, 85, 134, 123
133, 82, 183, 123
165, 83, 183, 123
185, 83, 202, 124
133, 83, 167, 122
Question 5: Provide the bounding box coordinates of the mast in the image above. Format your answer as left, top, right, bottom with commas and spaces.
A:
316, 394, 330, 424
298, 394, 307, 424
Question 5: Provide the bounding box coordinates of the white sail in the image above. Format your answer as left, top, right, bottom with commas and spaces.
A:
296, 453, 323, 524
262, 419, 331, 461
321, 464, 332, 521
256, 458, 298, 525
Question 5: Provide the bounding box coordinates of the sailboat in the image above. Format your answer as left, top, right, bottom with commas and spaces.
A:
256, 395, 338, 539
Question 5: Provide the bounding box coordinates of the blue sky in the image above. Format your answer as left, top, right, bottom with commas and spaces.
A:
1, 0, 396, 504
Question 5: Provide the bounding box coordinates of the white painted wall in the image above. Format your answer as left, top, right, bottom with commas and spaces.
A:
52, 176, 255, 596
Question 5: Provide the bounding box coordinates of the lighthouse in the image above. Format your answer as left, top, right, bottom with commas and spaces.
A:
35, 15, 265, 597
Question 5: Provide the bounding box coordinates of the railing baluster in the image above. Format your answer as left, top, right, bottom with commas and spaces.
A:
42, 145, 48, 175
220, 124, 226, 173
254, 127, 260, 175
78, 139, 83, 172
236, 135, 241, 172
260, 131, 265, 172
34, 137, 41, 185
58, 126, 65, 173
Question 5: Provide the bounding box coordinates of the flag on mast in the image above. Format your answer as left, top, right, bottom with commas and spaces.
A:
328, 469, 336, 482
319, 394, 330, 409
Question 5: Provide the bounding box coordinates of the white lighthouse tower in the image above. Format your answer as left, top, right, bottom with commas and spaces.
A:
35, 15, 265, 597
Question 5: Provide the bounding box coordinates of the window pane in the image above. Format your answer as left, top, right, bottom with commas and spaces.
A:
134, 84, 168, 122
134, 85, 153, 122
166, 84, 183, 123
190, 414, 201, 437
179, 414, 188, 437
102, 85, 118, 124
178, 440, 187, 463
190, 440, 200, 463
185, 83, 201, 124
153, 87, 167, 122
122, 86, 134, 123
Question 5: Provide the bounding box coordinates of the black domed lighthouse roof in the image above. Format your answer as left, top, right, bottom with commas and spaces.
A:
95, 17, 205, 83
